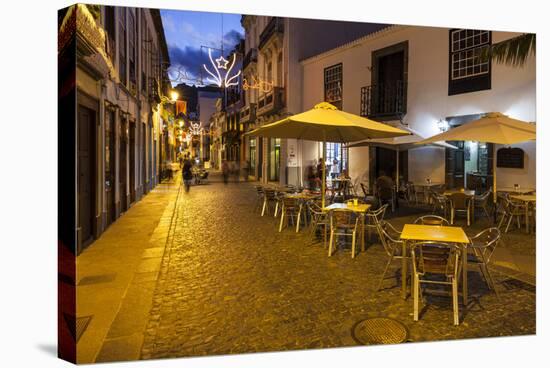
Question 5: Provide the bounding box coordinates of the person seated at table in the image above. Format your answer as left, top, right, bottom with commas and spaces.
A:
376, 171, 394, 191
376, 171, 396, 210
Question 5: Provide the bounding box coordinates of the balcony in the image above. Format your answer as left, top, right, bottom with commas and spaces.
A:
360, 81, 407, 121
240, 103, 256, 123
243, 48, 258, 70
259, 17, 284, 50
257, 87, 285, 116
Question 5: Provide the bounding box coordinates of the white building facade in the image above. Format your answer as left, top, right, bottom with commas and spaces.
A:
301, 25, 536, 191
240, 16, 386, 184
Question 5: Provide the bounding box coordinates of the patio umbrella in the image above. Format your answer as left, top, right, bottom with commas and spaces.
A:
347, 125, 457, 189
246, 102, 410, 206
416, 112, 536, 205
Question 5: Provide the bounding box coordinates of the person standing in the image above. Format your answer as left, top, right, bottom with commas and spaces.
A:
222, 160, 229, 184
182, 154, 193, 192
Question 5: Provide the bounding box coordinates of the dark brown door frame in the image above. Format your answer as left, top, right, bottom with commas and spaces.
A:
76, 90, 98, 254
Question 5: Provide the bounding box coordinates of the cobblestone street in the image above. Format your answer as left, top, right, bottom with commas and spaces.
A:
134, 174, 536, 360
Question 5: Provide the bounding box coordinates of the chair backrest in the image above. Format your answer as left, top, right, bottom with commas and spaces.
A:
255, 186, 264, 195
330, 209, 354, 227
369, 203, 388, 224
476, 189, 491, 203
414, 215, 449, 226
410, 242, 460, 278
360, 182, 369, 197
379, 220, 402, 257
282, 196, 298, 208
469, 227, 500, 262
307, 200, 324, 215
264, 189, 276, 199
449, 192, 470, 210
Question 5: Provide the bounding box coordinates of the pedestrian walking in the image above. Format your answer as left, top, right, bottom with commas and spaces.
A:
222, 160, 229, 184
182, 154, 193, 192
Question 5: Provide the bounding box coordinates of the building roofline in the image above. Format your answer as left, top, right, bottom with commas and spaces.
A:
300, 25, 407, 65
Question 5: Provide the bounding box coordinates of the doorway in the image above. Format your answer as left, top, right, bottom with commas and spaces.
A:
444, 114, 494, 192
369, 147, 408, 186
77, 102, 96, 252
119, 115, 128, 212
105, 108, 116, 227
129, 121, 136, 204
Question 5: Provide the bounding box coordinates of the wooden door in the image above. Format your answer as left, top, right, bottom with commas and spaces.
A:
129, 121, 136, 203
105, 109, 116, 226
377, 51, 404, 115
77, 105, 95, 250
119, 117, 127, 212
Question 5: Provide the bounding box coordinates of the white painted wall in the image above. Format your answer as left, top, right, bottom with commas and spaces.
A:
301, 26, 536, 188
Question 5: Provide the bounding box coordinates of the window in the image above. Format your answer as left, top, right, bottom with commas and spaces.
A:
324, 63, 343, 109
141, 10, 148, 93
277, 52, 283, 87
448, 29, 491, 95
128, 10, 137, 88
118, 8, 127, 85
451, 30, 490, 80
104, 6, 115, 60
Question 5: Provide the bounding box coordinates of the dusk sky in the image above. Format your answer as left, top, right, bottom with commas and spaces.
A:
160, 9, 244, 86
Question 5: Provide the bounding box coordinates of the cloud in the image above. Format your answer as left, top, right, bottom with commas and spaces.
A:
223, 29, 244, 52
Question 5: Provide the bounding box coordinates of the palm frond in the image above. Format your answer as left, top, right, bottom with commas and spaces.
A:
480, 33, 536, 67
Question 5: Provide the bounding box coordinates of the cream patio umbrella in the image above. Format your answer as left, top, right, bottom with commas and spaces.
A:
347, 125, 456, 190
246, 102, 410, 206
417, 112, 536, 206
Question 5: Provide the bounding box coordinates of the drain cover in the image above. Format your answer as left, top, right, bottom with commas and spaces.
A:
352, 317, 408, 345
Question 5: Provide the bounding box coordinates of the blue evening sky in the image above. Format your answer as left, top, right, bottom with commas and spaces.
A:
160, 9, 244, 86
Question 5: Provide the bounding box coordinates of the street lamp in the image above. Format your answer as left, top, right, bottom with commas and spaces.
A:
170, 90, 179, 102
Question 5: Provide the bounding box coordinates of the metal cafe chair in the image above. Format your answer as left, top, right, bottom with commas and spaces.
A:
449, 192, 473, 226
254, 185, 265, 213
377, 221, 409, 291
414, 215, 449, 226
468, 227, 501, 299
430, 190, 451, 220
365, 204, 388, 241
328, 209, 359, 258
474, 188, 493, 223
261, 188, 277, 217
498, 195, 526, 233
278, 197, 300, 232
410, 241, 462, 326
307, 200, 329, 245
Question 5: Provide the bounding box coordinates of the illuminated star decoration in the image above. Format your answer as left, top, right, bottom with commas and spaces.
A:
203, 48, 241, 88
215, 56, 230, 69
189, 122, 204, 136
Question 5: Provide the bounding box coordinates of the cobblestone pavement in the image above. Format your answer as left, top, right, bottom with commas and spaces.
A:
140, 176, 535, 360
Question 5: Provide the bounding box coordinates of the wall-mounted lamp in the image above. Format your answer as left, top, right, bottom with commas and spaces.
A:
170, 90, 179, 102
437, 119, 449, 132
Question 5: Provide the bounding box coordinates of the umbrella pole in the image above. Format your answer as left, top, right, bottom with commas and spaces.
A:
396, 148, 400, 190
322, 141, 326, 208
493, 146, 497, 222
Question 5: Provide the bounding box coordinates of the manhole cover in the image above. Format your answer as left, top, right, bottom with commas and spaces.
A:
352, 317, 408, 345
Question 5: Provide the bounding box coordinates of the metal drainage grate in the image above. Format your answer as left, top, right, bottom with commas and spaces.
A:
78, 273, 117, 286
63, 314, 93, 343
352, 317, 409, 345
